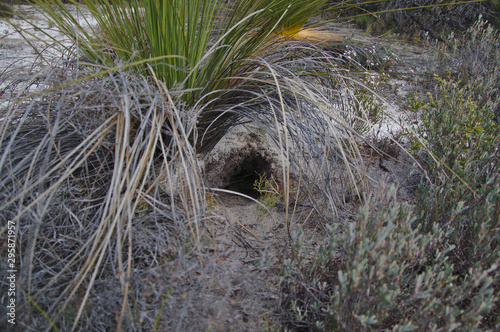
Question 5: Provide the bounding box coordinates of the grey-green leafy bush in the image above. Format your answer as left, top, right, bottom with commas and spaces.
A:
408, 16, 500, 328
281, 183, 499, 330
409, 25, 500, 325
410, 85, 500, 329
435, 17, 500, 109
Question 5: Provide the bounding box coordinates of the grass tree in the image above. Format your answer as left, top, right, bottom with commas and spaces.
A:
25, 0, 338, 154
31, 0, 326, 97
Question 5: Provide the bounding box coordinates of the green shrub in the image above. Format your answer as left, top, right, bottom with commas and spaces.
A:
280, 15, 500, 331
0, 2, 13, 18
409, 16, 500, 328
411, 86, 500, 329
280, 184, 499, 330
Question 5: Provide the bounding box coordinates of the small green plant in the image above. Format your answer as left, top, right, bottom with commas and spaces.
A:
407, 92, 427, 112
205, 192, 217, 211
341, 74, 384, 135
261, 312, 283, 331
253, 172, 281, 216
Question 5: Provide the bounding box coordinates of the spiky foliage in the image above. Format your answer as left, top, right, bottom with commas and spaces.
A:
26, 0, 330, 151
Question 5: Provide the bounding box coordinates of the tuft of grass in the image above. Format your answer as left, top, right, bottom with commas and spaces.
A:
0, 65, 207, 330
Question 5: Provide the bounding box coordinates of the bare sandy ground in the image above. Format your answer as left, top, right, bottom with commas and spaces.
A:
1, 5, 95, 65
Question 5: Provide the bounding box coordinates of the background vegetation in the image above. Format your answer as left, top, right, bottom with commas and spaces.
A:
329, 0, 500, 40
280, 15, 500, 330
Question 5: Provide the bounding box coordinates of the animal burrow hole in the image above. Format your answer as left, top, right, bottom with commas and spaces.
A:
221, 150, 274, 199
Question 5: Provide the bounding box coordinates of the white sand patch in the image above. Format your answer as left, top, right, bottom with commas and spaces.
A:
0, 4, 97, 93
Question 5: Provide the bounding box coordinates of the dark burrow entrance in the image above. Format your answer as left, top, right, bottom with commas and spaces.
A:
222, 151, 273, 199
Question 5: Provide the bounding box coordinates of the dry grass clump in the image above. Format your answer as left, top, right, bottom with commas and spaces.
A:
0, 61, 209, 330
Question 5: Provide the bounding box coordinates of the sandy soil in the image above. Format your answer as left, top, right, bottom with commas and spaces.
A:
0, 4, 96, 101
